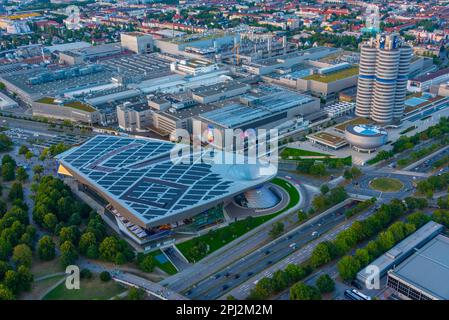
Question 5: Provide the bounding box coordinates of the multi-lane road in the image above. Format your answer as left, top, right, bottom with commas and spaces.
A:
183, 199, 360, 299
161, 181, 317, 292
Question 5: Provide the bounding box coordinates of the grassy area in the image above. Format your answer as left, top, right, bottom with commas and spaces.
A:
30, 256, 63, 278
280, 147, 330, 160
35, 97, 96, 112
36, 97, 56, 104
369, 177, 404, 192
303, 67, 359, 83
43, 277, 126, 300
23, 274, 65, 300
176, 178, 300, 262
147, 250, 178, 275
63, 101, 96, 112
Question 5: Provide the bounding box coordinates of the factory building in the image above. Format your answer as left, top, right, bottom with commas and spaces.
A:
120, 32, 154, 54
387, 233, 449, 300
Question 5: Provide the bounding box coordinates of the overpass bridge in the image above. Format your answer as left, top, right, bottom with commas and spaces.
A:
113, 272, 189, 300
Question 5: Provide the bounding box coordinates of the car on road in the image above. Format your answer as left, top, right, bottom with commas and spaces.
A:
311, 231, 319, 237
264, 250, 270, 255
234, 274, 240, 279
285, 176, 292, 180
247, 272, 254, 277
222, 285, 229, 291
289, 243, 297, 249
267, 260, 272, 265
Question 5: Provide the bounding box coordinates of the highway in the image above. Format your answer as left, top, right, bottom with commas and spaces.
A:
222, 202, 386, 300
161, 181, 317, 292
184, 199, 360, 299
214, 164, 423, 300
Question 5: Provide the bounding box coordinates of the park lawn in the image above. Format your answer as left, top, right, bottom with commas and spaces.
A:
177, 178, 300, 262
23, 274, 65, 300
147, 250, 178, 275
43, 277, 126, 300
281, 148, 330, 159
369, 177, 404, 192
30, 256, 63, 278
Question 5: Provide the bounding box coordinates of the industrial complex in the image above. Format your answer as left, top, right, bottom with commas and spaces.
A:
2, 0, 449, 303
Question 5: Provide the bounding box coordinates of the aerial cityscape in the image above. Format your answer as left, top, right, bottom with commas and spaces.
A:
0, 0, 449, 307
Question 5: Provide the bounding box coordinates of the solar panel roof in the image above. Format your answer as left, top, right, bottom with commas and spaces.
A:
57, 135, 277, 226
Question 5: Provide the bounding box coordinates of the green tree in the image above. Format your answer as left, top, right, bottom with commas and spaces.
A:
32, 165, 44, 176
43, 213, 58, 232
0, 200, 7, 217
59, 226, 80, 245
337, 255, 360, 281
60, 240, 78, 267
3, 270, 19, 294
248, 277, 273, 300
0, 284, 14, 300
310, 163, 327, 176
8, 182, 23, 201
316, 274, 335, 293
16, 265, 33, 292
18, 145, 29, 155
127, 287, 145, 300
80, 268, 92, 279
311, 241, 335, 268
284, 264, 311, 283
297, 210, 308, 222
2, 162, 15, 181
320, 184, 330, 195
186, 240, 208, 262
271, 269, 289, 292
12, 244, 32, 267
100, 271, 111, 282
376, 231, 396, 252
99, 236, 120, 262
269, 222, 284, 238
354, 248, 371, 267
79, 231, 97, 255
290, 282, 322, 300
432, 210, 449, 227
137, 253, 156, 273
16, 167, 28, 182
0, 134, 13, 152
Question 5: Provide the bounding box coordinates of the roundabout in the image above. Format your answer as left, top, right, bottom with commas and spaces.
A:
369, 177, 404, 192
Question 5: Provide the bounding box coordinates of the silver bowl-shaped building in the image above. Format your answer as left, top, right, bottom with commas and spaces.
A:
345, 124, 388, 151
